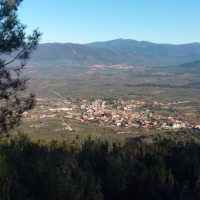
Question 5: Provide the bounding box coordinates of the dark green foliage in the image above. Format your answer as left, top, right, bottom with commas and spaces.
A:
136, 83, 200, 89
0, 0, 41, 134
0, 135, 200, 199
0, 153, 10, 200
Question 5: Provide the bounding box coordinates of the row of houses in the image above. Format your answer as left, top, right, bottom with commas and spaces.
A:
66, 99, 199, 130
24, 97, 199, 130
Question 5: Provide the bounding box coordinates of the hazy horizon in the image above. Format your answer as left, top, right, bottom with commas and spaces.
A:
38, 38, 200, 45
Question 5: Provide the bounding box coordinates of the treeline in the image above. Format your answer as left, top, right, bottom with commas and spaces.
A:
124, 82, 200, 89
0, 134, 200, 200
136, 82, 200, 89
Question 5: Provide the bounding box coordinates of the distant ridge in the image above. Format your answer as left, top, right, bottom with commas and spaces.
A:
29, 39, 200, 66
86, 39, 200, 57
180, 59, 200, 68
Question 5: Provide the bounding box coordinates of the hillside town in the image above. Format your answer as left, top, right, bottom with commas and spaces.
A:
24, 97, 200, 131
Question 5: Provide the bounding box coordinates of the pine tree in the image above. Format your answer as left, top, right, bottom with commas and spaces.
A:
0, 0, 41, 134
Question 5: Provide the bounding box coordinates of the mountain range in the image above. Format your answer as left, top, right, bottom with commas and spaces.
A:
29, 39, 200, 66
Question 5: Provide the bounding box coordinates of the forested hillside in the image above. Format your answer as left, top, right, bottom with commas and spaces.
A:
0, 134, 200, 200
29, 40, 200, 66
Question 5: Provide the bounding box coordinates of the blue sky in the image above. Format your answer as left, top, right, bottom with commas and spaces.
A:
18, 0, 200, 44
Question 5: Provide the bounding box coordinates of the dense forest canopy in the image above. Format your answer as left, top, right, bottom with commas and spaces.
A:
0, 134, 199, 200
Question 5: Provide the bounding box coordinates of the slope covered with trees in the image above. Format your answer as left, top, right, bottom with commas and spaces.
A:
0, 134, 200, 200
28, 40, 200, 67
